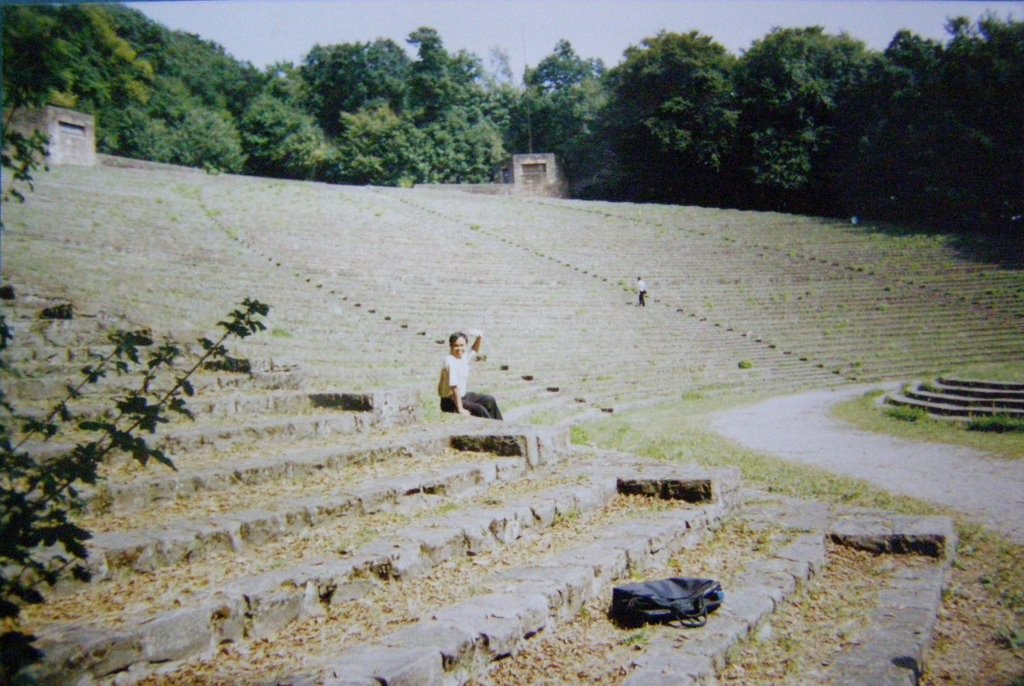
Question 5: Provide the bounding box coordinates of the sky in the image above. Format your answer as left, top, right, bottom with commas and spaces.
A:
129, 0, 1021, 80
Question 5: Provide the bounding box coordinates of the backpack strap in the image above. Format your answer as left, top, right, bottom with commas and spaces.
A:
669, 594, 709, 627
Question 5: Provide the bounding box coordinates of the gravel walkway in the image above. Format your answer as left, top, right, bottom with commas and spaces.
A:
709, 385, 1024, 545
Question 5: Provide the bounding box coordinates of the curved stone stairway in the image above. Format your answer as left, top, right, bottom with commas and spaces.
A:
886, 378, 1024, 420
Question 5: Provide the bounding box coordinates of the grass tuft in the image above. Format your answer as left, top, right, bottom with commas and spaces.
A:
968, 415, 1024, 434
885, 404, 929, 422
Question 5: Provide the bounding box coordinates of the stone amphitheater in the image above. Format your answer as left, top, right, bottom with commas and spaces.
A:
2, 160, 1022, 685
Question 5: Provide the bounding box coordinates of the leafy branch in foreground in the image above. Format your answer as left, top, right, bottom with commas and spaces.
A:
0, 298, 269, 682
0, 128, 50, 205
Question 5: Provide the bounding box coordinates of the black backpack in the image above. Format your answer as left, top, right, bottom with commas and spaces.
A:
610, 577, 724, 628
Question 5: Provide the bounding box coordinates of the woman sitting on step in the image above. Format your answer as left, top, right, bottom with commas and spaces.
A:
438, 330, 503, 420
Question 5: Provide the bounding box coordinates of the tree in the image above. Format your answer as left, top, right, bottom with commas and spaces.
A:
602, 31, 737, 203
406, 27, 485, 125
300, 40, 410, 138
419, 106, 506, 183
732, 27, 875, 214
1, 6, 76, 114
836, 15, 1023, 230
831, 30, 947, 223
940, 15, 1024, 229
240, 93, 328, 180
107, 4, 264, 120
167, 107, 246, 172
331, 104, 422, 186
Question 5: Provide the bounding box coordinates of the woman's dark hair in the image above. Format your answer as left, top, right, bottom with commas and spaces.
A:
449, 331, 468, 347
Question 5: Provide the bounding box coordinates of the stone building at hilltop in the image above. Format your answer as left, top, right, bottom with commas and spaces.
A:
424, 152, 568, 197
510, 153, 567, 197
6, 106, 97, 167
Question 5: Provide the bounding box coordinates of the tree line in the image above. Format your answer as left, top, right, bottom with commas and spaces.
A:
3, 4, 1021, 232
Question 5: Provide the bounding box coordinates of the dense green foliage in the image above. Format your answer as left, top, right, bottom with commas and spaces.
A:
603, 31, 737, 204
3, 4, 1021, 231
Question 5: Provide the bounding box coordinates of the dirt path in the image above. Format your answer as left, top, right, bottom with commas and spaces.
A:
709, 385, 1024, 545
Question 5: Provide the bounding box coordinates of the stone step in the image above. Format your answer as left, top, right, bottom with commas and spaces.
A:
621, 533, 826, 686
3, 366, 305, 402
820, 564, 948, 686
884, 392, 1024, 419
252, 459, 741, 686
272, 490, 954, 686
904, 387, 1024, 411
85, 454, 522, 578
451, 490, 955, 686
21, 405, 412, 468
935, 377, 1024, 396
26, 452, 740, 685
85, 424, 557, 515
78, 428, 568, 573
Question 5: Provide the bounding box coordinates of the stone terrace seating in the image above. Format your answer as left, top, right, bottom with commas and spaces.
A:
0, 162, 999, 683
7, 164, 1023, 425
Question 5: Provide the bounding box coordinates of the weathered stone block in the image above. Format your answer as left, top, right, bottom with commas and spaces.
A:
357, 539, 427, 580
90, 531, 159, 572
487, 511, 525, 545
736, 562, 796, 604
556, 543, 630, 591
407, 523, 467, 564
623, 641, 710, 686
490, 564, 595, 619
328, 579, 378, 605
574, 480, 619, 512
382, 623, 477, 671
442, 509, 499, 555
308, 392, 372, 411
206, 595, 246, 643
432, 591, 549, 658
494, 457, 527, 482
33, 624, 141, 682
829, 511, 957, 559
829, 516, 893, 554
599, 534, 655, 570
320, 644, 444, 686
151, 527, 204, 567
669, 620, 746, 671
139, 606, 214, 662
534, 426, 570, 464
617, 476, 715, 503
450, 432, 529, 457
774, 532, 827, 574
230, 508, 289, 547
319, 413, 360, 436
528, 497, 559, 528
184, 519, 238, 557
245, 587, 307, 640
890, 515, 957, 559
752, 556, 809, 587
717, 585, 776, 629
371, 388, 423, 426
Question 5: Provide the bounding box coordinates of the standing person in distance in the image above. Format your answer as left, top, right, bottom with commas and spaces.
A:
438, 329, 503, 420
636, 276, 647, 307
